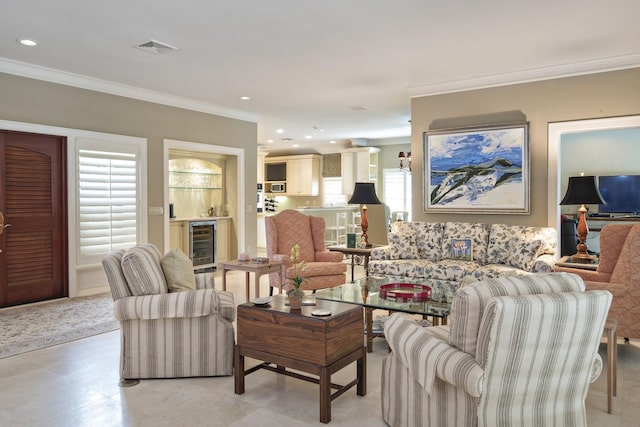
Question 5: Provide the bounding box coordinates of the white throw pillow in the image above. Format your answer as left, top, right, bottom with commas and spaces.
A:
161, 248, 197, 292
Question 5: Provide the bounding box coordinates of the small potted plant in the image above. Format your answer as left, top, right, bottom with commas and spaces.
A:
287, 243, 306, 309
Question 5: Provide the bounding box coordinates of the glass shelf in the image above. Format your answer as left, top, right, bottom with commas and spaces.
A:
169, 170, 222, 189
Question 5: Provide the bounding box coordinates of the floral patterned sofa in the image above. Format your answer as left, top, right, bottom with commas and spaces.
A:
369, 221, 557, 282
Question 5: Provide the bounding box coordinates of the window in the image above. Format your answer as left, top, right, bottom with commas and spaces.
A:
383, 169, 412, 221
77, 144, 141, 263
323, 177, 347, 207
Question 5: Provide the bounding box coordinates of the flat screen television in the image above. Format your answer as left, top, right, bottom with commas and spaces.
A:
598, 175, 640, 214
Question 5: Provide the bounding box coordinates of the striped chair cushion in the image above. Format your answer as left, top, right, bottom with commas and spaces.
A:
114, 288, 220, 321
449, 273, 585, 356
102, 249, 131, 300
121, 244, 168, 296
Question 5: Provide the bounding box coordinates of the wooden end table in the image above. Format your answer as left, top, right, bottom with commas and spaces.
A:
219, 259, 282, 301
327, 245, 379, 282
235, 296, 366, 424
603, 317, 618, 414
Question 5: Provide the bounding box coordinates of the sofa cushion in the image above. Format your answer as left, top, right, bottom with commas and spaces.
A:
388, 232, 419, 260
442, 222, 490, 265
161, 248, 197, 292
448, 273, 585, 356
391, 222, 444, 261
121, 244, 168, 296
486, 224, 557, 265
506, 238, 545, 271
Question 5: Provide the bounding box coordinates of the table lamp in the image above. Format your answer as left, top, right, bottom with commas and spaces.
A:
559, 175, 606, 263
348, 182, 382, 248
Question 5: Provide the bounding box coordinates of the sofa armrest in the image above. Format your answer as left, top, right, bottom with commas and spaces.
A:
531, 254, 556, 273
371, 245, 392, 260
315, 250, 343, 262
114, 288, 232, 321
385, 313, 484, 397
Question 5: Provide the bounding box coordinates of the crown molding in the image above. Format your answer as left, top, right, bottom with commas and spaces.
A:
408, 53, 640, 98
0, 57, 258, 123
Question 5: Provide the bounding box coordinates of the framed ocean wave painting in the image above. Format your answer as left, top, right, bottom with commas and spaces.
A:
424, 123, 529, 214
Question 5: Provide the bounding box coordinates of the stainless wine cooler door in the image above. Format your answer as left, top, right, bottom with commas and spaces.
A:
189, 220, 216, 271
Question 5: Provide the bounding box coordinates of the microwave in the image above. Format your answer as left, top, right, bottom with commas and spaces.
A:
271, 182, 286, 193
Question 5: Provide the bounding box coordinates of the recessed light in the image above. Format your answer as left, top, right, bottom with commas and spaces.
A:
267, 139, 274, 143
276, 129, 284, 134
329, 140, 336, 144
304, 135, 312, 139
292, 144, 299, 148
239, 96, 250, 101
17, 38, 38, 47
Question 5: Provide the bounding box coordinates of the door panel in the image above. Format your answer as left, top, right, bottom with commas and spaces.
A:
0, 130, 67, 307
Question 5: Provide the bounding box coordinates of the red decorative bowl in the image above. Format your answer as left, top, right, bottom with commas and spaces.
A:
379, 283, 432, 302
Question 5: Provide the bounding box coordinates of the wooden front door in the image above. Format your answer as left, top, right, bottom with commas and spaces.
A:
0, 130, 67, 307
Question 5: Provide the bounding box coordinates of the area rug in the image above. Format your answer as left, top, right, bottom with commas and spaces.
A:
0, 293, 119, 359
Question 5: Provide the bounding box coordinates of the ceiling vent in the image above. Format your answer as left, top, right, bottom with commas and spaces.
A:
135, 39, 178, 55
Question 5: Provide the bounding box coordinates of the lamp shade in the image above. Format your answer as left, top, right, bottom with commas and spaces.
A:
559, 176, 606, 205
348, 182, 382, 205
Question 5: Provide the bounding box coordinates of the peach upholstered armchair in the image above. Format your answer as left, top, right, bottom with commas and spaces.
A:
265, 209, 347, 294
555, 222, 640, 339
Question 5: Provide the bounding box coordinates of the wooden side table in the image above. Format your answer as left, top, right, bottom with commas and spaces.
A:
603, 317, 618, 414
219, 260, 282, 301
327, 245, 378, 282
235, 297, 366, 424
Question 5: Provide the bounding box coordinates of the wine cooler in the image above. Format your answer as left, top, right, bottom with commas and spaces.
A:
189, 220, 216, 271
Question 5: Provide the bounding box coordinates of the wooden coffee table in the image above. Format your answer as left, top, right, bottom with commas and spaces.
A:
235, 296, 366, 423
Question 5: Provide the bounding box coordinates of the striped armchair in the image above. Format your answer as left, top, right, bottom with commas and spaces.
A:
102, 244, 235, 382
381, 273, 612, 427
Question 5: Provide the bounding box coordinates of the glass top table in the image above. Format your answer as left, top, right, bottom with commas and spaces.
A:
315, 276, 455, 352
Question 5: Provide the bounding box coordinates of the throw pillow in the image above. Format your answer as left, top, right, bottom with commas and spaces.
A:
121, 244, 168, 296
507, 238, 545, 271
388, 232, 419, 260
161, 248, 197, 292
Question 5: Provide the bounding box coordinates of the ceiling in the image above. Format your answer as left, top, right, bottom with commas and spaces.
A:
1, 1, 639, 155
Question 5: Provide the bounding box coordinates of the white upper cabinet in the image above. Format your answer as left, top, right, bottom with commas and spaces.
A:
341, 147, 379, 194
263, 154, 320, 196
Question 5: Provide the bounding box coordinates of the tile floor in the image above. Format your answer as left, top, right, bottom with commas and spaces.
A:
0, 265, 639, 426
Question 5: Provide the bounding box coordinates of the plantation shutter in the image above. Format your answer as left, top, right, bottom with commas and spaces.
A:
383, 169, 412, 220
78, 149, 138, 261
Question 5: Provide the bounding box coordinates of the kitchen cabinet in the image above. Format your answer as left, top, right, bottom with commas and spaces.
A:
169, 221, 189, 254
216, 218, 230, 263
286, 156, 320, 195
341, 147, 379, 194
264, 154, 320, 196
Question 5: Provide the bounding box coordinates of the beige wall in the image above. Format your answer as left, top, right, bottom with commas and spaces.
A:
0, 72, 258, 250
410, 67, 640, 227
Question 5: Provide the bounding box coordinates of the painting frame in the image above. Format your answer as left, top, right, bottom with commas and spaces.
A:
423, 122, 529, 214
